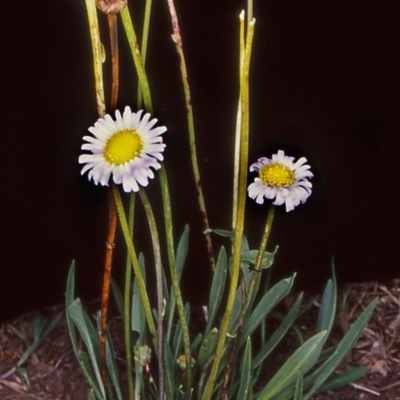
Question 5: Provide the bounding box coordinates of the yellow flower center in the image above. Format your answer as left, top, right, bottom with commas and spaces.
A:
104, 129, 144, 165
259, 163, 295, 188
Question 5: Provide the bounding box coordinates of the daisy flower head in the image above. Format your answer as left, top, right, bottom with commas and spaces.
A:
79, 106, 166, 192
247, 150, 313, 212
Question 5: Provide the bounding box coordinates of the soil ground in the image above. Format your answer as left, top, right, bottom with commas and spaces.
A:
1, 281, 400, 399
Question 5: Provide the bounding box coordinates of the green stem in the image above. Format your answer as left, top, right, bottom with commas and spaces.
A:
120, 5, 188, 395
137, 0, 153, 108
120, 7, 153, 113
202, 12, 255, 400
112, 184, 158, 354
165, 0, 215, 272
84, 0, 106, 117
124, 193, 136, 400
138, 189, 164, 400
159, 166, 193, 390
232, 205, 275, 333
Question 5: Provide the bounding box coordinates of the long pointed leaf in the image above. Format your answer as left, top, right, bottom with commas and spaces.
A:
68, 299, 105, 398
240, 275, 295, 346
237, 337, 253, 400
205, 247, 227, 334
256, 331, 327, 400
302, 298, 377, 399
253, 292, 303, 368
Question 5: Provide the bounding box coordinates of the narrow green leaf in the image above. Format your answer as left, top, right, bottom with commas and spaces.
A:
316, 273, 337, 336
164, 341, 175, 398
229, 285, 243, 331
15, 366, 29, 385
240, 276, 295, 346
316, 367, 368, 394
191, 333, 203, 352
131, 278, 145, 344
65, 263, 104, 400
32, 312, 45, 341
302, 298, 378, 399
205, 247, 227, 333
198, 328, 219, 368
68, 299, 105, 398
205, 228, 234, 238
79, 351, 105, 400
294, 369, 303, 400
111, 278, 124, 318
87, 389, 96, 400
253, 292, 303, 368
94, 312, 122, 400
237, 337, 253, 400
241, 246, 278, 270
256, 331, 327, 400
176, 225, 189, 280
105, 330, 123, 400
65, 261, 78, 349
0, 311, 64, 382
172, 314, 183, 359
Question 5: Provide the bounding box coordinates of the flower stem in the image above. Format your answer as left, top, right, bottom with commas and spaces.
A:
159, 166, 193, 391
165, 0, 215, 272
202, 12, 255, 400
99, 189, 117, 389
124, 193, 136, 400
111, 184, 158, 354
138, 189, 164, 400
232, 205, 275, 333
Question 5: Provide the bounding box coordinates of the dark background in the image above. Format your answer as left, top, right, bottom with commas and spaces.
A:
1, 0, 399, 322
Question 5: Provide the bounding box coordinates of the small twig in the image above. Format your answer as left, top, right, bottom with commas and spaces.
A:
350, 382, 380, 396
377, 379, 400, 391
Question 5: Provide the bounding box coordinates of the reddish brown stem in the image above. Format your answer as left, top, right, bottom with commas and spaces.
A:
108, 13, 119, 109
100, 188, 117, 388
100, 12, 119, 390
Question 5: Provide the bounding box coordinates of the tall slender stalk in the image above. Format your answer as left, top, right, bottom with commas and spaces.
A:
120, 7, 153, 112
107, 13, 119, 109
112, 184, 158, 353
159, 167, 193, 390
120, 7, 193, 391
232, 205, 275, 333
84, 0, 117, 390
165, 0, 215, 272
85, 0, 106, 118
139, 189, 164, 400
124, 194, 136, 400
202, 12, 255, 400
137, 0, 153, 108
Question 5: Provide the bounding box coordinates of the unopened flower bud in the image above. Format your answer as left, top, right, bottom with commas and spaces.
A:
176, 354, 195, 370
96, 0, 127, 14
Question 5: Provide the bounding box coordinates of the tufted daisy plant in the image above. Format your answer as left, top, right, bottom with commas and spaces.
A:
79, 106, 166, 192
248, 150, 313, 212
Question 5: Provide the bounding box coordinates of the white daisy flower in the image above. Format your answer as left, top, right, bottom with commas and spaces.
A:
247, 150, 313, 212
79, 106, 166, 192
